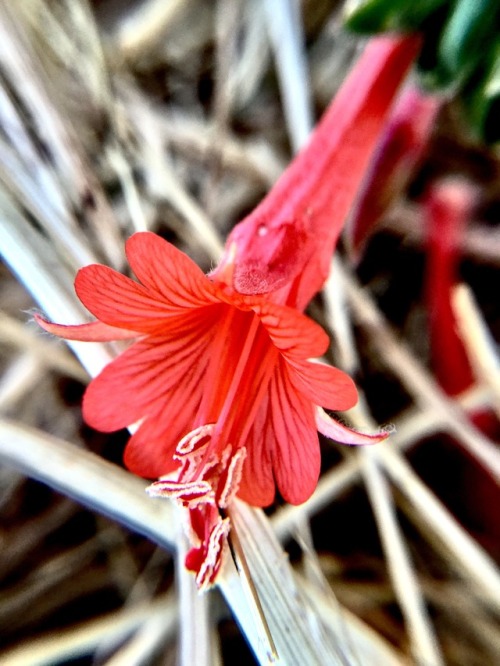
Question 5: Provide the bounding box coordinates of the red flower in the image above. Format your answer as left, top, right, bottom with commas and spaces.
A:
37, 35, 419, 587
38, 232, 382, 499
37, 232, 385, 587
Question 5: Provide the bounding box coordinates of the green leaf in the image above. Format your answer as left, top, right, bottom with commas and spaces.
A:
461, 41, 500, 143
344, 0, 449, 34
436, 0, 500, 87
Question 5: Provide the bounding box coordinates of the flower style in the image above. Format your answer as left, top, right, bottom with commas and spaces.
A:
37, 35, 419, 588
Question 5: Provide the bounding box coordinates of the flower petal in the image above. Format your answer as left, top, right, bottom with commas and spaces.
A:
287, 360, 358, 411
237, 394, 276, 507
255, 300, 329, 359
348, 85, 440, 258
123, 353, 215, 479
268, 359, 321, 505
316, 407, 389, 445
126, 232, 218, 307
82, 309, 217, 432
35, 314, 139, 341
123, 411, 184, 478
75, 265, 192, 331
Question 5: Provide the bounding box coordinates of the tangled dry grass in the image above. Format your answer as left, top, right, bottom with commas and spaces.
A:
0, 2, 499, 664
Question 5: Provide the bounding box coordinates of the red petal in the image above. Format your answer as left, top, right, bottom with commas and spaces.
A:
126, 232, 218, 307
35, 314, 139, 341
316, 407, 389, 445
269, 359, 321, 505
256, 300, 329, 359
123, 412, 184, 479
237, 394, 276, 507
75, 265, 190, 332
123, 352, 214, 479
287, 360, 358, 411
83, 318, 211, 431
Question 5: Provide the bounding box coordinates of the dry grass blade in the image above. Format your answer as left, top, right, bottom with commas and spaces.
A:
272, 405, 500, 619
0, 420, 363, 664
340, 264, 500, 483
264, 0, 313, 151
218, 0, 270, 112
102, 606, 176, 666
177, 532, 212, 666
0, 419, 176, 548
0, 4, 125, 266
360, 449, 444, 666
159, 111, 284, 188
226, 500, 414, 665
1, 3, 499, 664
324, 259, 360, 376
272, 455, 360, 542
119, 81, 224, 259
0, 354, 44, 412
377, 446, 500, 613
0, 314, 88, 382
0, 594, 177, 666
453, 283, 500, 419
383, 202, 500, 267
296, 576, 410, 666
0, 194, 113, 377
111, 0, 188, 60
325, 244, 445, 666
386, 385, 492, 452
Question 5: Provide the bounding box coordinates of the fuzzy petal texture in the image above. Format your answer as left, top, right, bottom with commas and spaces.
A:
217, 35, 420, 310
34, 315, 140, 341
75, 236, 217, 333
316, 408, 389, 445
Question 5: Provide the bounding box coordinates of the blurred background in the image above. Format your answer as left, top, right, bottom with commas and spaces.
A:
0, 1, 499, 664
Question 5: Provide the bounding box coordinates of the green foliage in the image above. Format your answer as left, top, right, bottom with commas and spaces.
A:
345, 0, 500, 143
344, 0, 448, 33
